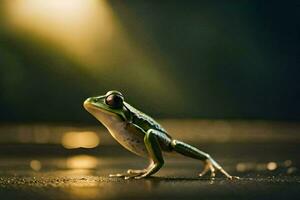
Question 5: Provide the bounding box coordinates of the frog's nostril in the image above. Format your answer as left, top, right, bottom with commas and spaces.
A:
87, 97, 92, 102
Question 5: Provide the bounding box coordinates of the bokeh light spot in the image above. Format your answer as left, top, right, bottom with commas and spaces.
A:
62, 131, 100, 149
267, 162, 277, 171
30, 160, 42, 171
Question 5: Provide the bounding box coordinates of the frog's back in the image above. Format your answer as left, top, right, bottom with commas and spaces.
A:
124, 102, 173, 151
124, 102, 167, 133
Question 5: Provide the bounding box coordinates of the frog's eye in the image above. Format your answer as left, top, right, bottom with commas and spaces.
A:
105, 94, 124, 108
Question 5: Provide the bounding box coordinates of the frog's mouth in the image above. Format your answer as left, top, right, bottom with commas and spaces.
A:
83, 99, 124, 127
84, 98, 127, 119
83, 100, 116, 116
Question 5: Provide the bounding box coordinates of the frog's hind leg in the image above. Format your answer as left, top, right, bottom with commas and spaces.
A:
171, 139, 237, 180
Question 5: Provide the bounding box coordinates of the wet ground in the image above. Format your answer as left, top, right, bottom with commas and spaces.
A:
0, 121, 299, 199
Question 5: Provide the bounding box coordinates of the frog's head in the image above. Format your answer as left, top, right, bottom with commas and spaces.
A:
83, 90, 130, 127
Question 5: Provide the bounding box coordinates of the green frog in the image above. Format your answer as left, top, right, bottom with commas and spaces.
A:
84, 90, 238, 180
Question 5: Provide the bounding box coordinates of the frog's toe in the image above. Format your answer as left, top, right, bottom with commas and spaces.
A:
125, 172, 146, 180
133, 173, 149, 179
125, 169, 148, 179
229, 175, 240, 180
110, 169, 149, 179
199, 169, 208, 177
199, 158, 239, 180
199, 160, 219, 179
218, 168, 239, 180
127, 169, 147, 174
209, 164, 216, 178
124, 174, 141, 180
198, 162, 210, 177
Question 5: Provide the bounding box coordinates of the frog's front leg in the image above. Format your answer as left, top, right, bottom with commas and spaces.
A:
109, 162, 152, 179
110, 128, 164, 179
133, 129, 165, 179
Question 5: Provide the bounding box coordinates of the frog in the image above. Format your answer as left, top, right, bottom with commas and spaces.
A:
84, 90, 238, 180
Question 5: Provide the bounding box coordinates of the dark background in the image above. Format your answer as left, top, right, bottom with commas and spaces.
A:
0, 1, 299, 123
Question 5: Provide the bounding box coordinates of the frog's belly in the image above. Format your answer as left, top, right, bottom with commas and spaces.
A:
107, 122, 148, 157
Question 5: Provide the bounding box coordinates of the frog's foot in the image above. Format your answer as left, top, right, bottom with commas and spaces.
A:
109, 169, 148, 180
199, 159, 215, 178
199, 158, 240, 180
126, 169, 149, 179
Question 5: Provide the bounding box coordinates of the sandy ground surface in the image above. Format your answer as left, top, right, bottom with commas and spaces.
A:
0, 121, 299, 199
0, 143, 299, 200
